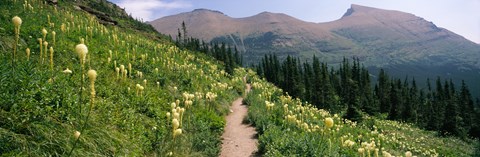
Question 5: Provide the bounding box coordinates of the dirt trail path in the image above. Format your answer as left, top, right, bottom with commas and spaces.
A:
219, 84, 257, 157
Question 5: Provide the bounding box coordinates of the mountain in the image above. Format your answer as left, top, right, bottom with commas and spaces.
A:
150, 4, 480, 97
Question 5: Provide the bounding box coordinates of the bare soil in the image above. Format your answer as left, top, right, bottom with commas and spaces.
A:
219, 84, 258, 157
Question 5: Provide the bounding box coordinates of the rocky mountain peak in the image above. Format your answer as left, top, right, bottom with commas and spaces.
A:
192, 8, 225, 15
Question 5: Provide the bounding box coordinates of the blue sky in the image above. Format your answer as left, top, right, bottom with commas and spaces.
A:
109, 0, 480, 43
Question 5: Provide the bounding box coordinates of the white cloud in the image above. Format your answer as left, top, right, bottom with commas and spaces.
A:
116, 0, 192, 21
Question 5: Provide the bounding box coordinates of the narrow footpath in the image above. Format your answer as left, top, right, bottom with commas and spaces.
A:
219, 84, 258, 157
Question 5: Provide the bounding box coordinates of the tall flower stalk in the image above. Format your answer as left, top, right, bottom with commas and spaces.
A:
75, 44, 88, 115
12, 16, 22, 64
68, 69, 97, 157
49, 47, 54, 70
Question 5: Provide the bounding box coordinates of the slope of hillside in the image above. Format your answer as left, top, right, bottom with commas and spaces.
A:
243, 72, 477, 156
150, 4, 480, 97
1, 1, 478, 156
0, 0, 246, 156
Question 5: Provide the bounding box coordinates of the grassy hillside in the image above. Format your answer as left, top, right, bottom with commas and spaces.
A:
1, 0, 478, 156
0, 0, 246, 156
243, 72, 477, 157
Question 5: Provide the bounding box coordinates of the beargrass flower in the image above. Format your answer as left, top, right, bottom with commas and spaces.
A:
63, 68, 72, 74
87, 70, 97, 82
12, 16, 22, 27
74, 130, 81, 139
325, 117, 334, 128
75, 44, 88, 64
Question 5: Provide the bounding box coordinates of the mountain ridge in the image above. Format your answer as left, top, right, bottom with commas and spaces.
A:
150, 4, 480, 97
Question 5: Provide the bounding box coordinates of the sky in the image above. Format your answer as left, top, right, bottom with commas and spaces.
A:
109, 0, 480, 44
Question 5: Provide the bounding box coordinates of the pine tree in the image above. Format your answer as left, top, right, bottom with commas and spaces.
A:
377, 69, 390, 113
459, 80, 475, 137
312, 56, 323, 108
441, 95, 459, 136
360, 66, 376, 114
181, 21, 187, 45
409, 78, 419, 123
322, 63, 337, 111
388, 81, 399, 120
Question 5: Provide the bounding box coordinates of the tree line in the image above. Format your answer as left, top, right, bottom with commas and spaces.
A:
255, 54, 480, 139
172, 21, 242, 75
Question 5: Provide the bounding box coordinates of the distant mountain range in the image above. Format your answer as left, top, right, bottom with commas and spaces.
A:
150, 4, 480, 96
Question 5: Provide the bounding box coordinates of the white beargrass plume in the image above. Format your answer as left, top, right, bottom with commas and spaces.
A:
136, 84, 141, 96
179, 108, 185, 125
52, 31, 56, 46
12, 16, 22, 27
75, 44, 88, 65
172, 118, 179, 130
43, 41, 48, 64
173, 128, 182, 139
88, 70, 97, 92
382, 151, 392, 157
74, 130, 81, 139
139, 85, 144, 96
26, 48, 30, 61
63, 68, 72, 74
12, 16, 22, 63
143, 79, 147, 89
173, 112, 180, 120
405, 151, 412, 157
87, 70, 97, 108
358, 148, 365, 157
128, 63, 132, 77
49, 47, 54, 70
324, 117, 334, 128
119, 65, 125, 77
42, 28, 47, 41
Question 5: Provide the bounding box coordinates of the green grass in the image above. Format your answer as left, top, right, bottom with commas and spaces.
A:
0, 0, 248, 156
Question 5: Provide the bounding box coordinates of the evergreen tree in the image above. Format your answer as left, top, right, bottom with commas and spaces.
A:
181, 21, 187, 45
377, 69, 390, 113
441, 95, 459, 136
312, 56, 323, 108
388, 81, 399, 120
360, 67, 376, 114
459, 80, 475, 137
303, 61, 313, 102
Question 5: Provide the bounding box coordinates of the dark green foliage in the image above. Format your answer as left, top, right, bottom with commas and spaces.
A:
475, 140, 480, 157
174, 23, 242, 75
344, 106, 363, 122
